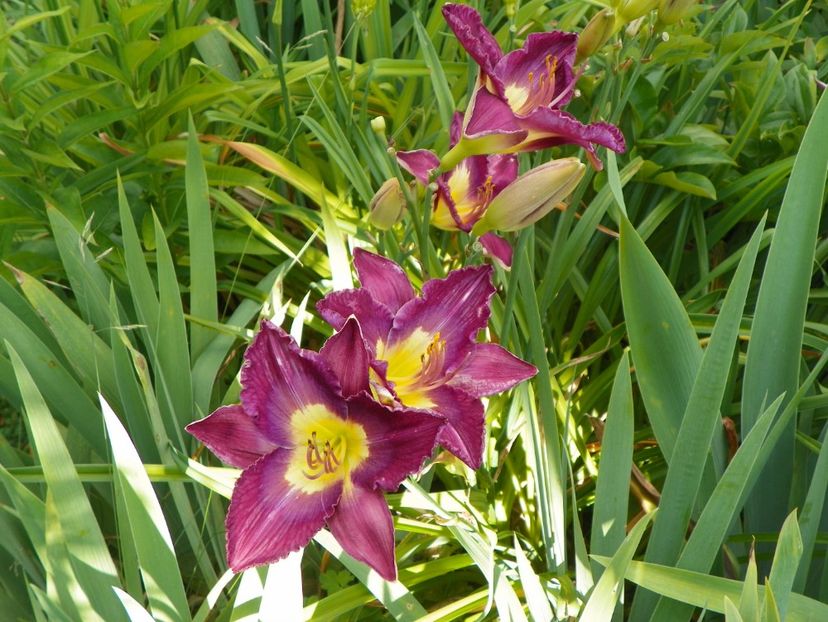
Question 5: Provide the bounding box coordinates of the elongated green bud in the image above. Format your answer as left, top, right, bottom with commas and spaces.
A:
368, 178, 406, 230
618, 0, 659, 22
577, 9, 618, 63
657, 0, 696, 24
473, 158, 585, 233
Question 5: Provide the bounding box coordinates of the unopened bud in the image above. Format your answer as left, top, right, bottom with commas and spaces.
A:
504, 0, 517, 19
368, 178, 406, 230
473, 158, 586, 233
576, 9, 618, 63
618, 0, 658, 22
352, 0, 376, 19
657, 0, 696, 25
370, 115, 386, 135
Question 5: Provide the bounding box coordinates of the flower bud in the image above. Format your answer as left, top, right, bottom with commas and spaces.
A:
473, 158, 586, 233
504, 0, 517, 19
618, 0, 659, 22
657, 0, 696, 25
370, 115, 386, 135
576, 9, 618, 63
368, 178, 406, 230
352, 0, 376, 19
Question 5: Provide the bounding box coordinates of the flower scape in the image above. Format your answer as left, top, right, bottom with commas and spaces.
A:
188, 3, 624, 581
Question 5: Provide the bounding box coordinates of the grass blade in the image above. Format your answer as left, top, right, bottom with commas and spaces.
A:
8, 345, 125, 621
618, 213, 702, 463
581, 511, 654, 622
767, 511, 804, 620
593, 558, 828, 622
186, 112, 218, 360
101, 395, 191, 622
741, 76, 828, 535
631, 217, 765, 620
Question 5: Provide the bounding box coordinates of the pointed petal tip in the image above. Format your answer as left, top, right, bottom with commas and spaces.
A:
186, 405, 279, 469
319, 317, 371, 397
352, 249, 415, 313
328, 486, 398, 581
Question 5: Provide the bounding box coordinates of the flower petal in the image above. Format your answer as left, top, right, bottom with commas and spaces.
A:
186, 405, 279, 469
448, 343, 537, 398
495, 32, 578, 111
388, 265, 495, 371
327, 484, 397, 580
519, 108, 626, 165
450, 110, 465, 146
396, 149, 440, 185
353, 249, 414, 314
240, 322, 346, 446
478, 232, 513, 269
316, 288, 394, 354
347, 393, 443, 491
319, 317, 371, 398
442, 3, 503, 87
488, 154, 519, 194
226, 449, 343, 572
464, 87, 526, 146
428, 385, 486, 469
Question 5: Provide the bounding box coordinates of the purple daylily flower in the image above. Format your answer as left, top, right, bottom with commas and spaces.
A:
397, 113, 518, 233
186, 320, 443, 580
440, 3, 625, 169
317, 249, 537, 469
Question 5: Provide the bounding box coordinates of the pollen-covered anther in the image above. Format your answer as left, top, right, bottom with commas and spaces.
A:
478, 176, 495, 204
303, 432, 343, 479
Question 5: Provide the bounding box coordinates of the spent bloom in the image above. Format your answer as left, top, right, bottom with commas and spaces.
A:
439, 3, 625, 170
317, 249, 537, 468
187, 320, 443, 580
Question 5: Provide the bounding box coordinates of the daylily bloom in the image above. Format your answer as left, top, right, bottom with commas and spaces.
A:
397, 113, 518, 233
439, 3, 625, 170
186, 320, 443, 580
316, 250, 537, 469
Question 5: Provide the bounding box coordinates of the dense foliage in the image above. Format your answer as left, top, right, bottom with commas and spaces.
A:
0, 0, 826, 620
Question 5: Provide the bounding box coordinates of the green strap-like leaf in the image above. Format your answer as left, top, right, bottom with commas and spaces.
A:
741, 79, 828, 536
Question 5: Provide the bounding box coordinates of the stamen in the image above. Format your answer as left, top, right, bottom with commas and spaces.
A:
303, 432, 344, 479
306, 432, 323, 469
476, 176, 496, 219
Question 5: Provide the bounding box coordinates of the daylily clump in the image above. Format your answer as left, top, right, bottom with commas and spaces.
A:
187, 320, 443, 580
317, 249, 537, 468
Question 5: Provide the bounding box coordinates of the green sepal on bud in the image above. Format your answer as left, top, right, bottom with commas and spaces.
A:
472, 158, 586, 233
368, 178, 406, 230
657, 0, 696, 25
576, 9, 619, 64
